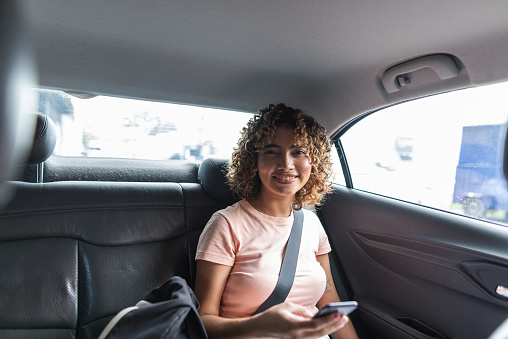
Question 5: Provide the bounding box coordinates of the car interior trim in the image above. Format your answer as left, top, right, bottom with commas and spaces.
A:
334, 139, 353, 188
381, 54, 461, 93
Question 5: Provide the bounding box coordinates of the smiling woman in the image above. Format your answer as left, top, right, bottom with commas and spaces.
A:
194, 103, 358, 339
36, 89, 252, 161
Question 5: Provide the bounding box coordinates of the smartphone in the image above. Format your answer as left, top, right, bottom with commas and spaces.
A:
313, 301, 358, 318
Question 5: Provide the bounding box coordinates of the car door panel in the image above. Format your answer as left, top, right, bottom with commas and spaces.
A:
319, 185, 508, 339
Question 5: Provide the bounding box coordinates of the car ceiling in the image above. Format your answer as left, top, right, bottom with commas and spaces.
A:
19, 0, 508, 134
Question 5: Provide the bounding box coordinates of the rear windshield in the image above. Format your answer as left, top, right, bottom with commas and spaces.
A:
37, 89, 252, 161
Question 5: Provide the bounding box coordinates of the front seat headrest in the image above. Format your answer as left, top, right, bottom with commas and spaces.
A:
27, 113, 57, 164
198, 158, 238, 204
1, 0, 37, 205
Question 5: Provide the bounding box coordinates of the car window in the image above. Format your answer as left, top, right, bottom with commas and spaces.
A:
37, 89, 252, 161
336, 81, 508, 225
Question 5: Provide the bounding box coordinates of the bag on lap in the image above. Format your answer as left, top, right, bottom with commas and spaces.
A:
99, 276, 208, 339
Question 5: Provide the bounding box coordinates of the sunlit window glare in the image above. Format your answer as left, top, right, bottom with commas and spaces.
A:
37, 89, 252, 161
339, 81, 508, 225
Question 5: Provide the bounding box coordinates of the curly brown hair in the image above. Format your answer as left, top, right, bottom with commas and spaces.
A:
227, 103, 333, 209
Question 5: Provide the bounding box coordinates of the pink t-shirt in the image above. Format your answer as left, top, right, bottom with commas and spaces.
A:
196, 200, 331, 318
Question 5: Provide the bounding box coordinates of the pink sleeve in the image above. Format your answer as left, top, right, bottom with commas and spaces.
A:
317, 222, 331, 256
195, 212, 236, 266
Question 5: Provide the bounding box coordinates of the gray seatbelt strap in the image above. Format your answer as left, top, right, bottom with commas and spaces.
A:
253, 209, 304, 315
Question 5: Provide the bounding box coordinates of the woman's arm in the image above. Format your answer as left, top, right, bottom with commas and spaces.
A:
194, 259, 249, 337
316, 254, 359, 339
194, 259, 347, 339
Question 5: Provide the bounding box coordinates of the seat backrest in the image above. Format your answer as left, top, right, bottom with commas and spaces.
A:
0, 158, 236, 339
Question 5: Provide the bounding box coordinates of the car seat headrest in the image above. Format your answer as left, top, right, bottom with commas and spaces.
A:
198, 158, 237, 204
1, 0, 37, 204
27, 113, 57, 164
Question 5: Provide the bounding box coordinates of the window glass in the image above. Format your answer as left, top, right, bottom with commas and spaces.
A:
37, 89, 252, 161
340, 81, 508, 225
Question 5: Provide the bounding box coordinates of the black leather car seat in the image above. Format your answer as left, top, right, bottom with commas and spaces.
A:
0, 157, 237, 338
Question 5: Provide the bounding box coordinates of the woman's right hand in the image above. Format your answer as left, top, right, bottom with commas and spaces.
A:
249, 302, 349, 339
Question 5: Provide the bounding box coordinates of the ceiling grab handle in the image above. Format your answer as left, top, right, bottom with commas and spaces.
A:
381, 54, 460, 93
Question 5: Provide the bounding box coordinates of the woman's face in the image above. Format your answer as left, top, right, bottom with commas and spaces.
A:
255, 125, 312, 201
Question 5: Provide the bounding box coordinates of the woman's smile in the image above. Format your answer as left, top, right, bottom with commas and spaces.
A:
273, 174, 298, 183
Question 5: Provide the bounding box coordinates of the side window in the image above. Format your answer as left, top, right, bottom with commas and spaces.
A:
339, 81, 508, 225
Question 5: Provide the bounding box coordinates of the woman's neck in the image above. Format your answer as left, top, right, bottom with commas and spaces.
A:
247, 194, 293, 218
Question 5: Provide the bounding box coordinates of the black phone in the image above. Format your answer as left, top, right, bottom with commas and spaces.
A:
313, 301, 358, 318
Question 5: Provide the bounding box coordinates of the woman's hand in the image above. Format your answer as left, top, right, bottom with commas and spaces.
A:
249, 302, 349, 339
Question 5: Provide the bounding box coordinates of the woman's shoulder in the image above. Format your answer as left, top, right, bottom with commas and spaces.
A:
200, 200, 253, 247
301, 208, 326, 229
301, 207, 319, 220
205, 200, 250, 230
212, 200, 247, 219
